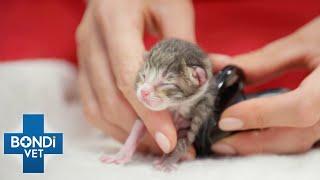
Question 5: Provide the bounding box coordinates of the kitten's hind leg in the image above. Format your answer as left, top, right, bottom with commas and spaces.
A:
154, 155, 178, 172
101, 120, 146, 164
153, 138, 188, 172
153, 115, 190, 171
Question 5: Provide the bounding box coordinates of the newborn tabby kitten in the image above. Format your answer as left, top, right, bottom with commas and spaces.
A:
101, 38, 217, 171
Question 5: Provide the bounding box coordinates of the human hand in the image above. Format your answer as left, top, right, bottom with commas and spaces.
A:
210, 17, 320, 155
76, 0, 195, 154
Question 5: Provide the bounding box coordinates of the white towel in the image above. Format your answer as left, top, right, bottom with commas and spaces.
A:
1, 59, 319, 180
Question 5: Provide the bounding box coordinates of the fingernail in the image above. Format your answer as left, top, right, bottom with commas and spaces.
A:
220, 118, 244, 130
211, 143, 236, 155
155, 132, 171, 153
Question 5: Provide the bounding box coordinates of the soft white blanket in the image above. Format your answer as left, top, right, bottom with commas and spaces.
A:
1, 60, 319, 180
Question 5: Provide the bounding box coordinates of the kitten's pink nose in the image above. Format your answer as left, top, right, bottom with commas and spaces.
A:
140, 84, 154, 99
141, 89, 151, 98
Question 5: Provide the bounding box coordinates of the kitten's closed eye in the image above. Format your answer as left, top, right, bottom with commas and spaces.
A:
157, 82, 184, 99
165, 74, 176, 82
157, 83, 180, 90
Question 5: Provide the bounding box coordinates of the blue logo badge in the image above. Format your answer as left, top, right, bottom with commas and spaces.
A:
3, 114, 63, 173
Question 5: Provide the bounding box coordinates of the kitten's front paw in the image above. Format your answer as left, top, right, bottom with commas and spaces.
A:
100, 152, 131, 164
153, 157, 178, 172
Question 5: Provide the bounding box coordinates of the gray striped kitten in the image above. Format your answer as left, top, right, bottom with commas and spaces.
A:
101, 38, 217, 171
136, 39, 217, 171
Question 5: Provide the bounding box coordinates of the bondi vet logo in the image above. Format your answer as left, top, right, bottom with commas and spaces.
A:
4, 114, 63, 173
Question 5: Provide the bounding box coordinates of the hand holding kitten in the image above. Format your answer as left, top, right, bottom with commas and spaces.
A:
210, 17, 320, 156
76, 0, 195, 155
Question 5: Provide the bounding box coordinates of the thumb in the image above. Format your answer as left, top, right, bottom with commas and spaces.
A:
218, 89, 309, 131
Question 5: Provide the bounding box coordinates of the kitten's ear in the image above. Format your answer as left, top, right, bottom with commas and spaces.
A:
143, 52, 150, 61
191, 66, 207, 86
181, 61, 207, 86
